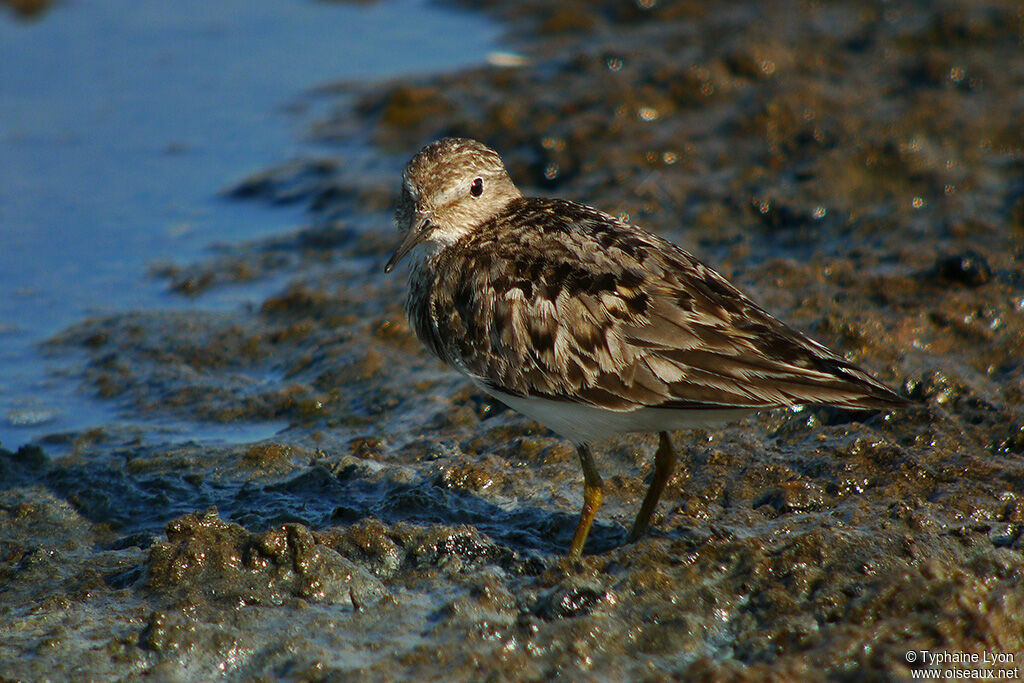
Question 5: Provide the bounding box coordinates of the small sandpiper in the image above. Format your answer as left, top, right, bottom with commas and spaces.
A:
385, 137, 906, 558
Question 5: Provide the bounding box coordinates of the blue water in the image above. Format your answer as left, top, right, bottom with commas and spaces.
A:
0, 0, 500, 448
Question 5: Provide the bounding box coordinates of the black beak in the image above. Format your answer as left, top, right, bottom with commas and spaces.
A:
384, 218, 432, 274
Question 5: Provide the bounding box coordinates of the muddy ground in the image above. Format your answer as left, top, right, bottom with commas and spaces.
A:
2, 0, 1024, 679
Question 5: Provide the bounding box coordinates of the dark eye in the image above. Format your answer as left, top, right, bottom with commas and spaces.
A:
470, 177, 484, 197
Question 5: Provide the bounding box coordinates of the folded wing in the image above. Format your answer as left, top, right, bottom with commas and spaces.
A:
424, 199, 905, 413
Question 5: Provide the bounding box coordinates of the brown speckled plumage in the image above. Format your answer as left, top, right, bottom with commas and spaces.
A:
409, 196, 903, 413
386, 137, 907, 557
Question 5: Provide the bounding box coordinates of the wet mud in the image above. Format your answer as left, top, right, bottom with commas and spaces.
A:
3, 0, 1024, 679
0, 0, 57, 19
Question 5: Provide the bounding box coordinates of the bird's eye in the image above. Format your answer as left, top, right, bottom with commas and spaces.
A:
470, 177, 484, 197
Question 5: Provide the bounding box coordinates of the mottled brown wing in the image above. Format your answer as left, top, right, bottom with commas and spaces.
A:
418, 198, 905, 412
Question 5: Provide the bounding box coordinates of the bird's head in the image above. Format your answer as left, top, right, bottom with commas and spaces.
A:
385, 137, 522, 273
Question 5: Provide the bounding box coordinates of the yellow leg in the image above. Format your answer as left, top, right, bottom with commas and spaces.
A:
568, 444, 603, 559
627, 431, 677, 543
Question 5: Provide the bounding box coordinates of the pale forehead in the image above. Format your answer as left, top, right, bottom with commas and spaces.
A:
403, 138, 505, 192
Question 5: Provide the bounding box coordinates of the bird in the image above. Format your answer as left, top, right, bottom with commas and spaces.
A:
384, 137, 907, 558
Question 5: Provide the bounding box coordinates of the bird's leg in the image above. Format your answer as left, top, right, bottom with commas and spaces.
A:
568, 443, 603, 559
627, 431, 677, 543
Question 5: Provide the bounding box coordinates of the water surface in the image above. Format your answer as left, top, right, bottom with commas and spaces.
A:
0, 0, 500, 447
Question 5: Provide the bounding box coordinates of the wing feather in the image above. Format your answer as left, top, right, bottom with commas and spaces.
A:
411, 197, 905, 413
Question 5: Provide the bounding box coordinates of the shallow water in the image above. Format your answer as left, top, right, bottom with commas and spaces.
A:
0, 0, 499, 448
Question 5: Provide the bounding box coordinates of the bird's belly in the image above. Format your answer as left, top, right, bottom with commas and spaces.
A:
480, 384, 753, 445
